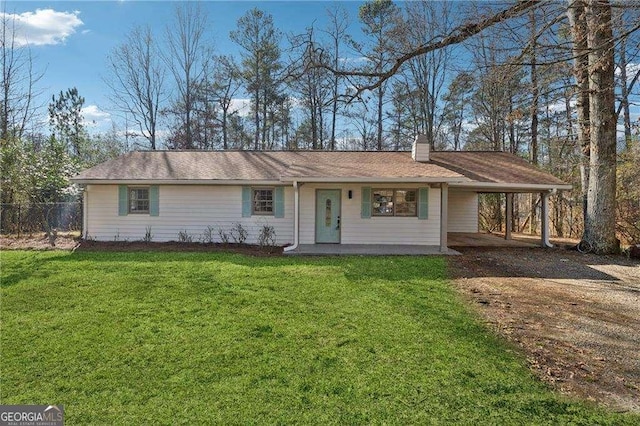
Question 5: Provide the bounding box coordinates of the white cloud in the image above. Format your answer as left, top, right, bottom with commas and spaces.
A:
339, 56, 371, 64
615, 62, 640, 81
229, 98, 251, 117
82, 105, 111, 127
2, 9, 84, 47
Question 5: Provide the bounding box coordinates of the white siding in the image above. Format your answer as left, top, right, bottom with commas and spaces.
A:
448, 190, 478, 232
299, 184, 441, 245
85, 184, 294, 244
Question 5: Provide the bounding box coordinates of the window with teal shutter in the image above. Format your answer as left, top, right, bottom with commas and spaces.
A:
418, 187, 429, 220
361, 187, 371, 219
149, 185, 159, 216
274, 187, 284, 218
118, 185, 128, 216
241, 186, 252, 217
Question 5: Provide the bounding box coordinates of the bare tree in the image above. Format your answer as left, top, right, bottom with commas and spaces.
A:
394, 0, 454, 149
289, 26, 332, 150
1, 8, 44, 141
323, 5, 350, 150
105, 26, 165, 150
209, 55, 241, 150
163, 3, 211, 150
441, 71, 474, 150
614, 6, 640, 151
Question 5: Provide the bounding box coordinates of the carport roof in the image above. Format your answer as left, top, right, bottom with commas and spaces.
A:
430, 151, 571, 192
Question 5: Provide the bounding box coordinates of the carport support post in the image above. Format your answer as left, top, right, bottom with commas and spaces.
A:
541, 191, 552, 248
505, 193, 513, 240
440, 183, 448, 252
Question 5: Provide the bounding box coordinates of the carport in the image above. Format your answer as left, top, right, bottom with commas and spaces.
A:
431, 152, 572, 250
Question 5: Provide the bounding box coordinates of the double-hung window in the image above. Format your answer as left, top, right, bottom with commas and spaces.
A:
129, 187, 150, 214
252, 188, 274, 215
372, 189, 417, 217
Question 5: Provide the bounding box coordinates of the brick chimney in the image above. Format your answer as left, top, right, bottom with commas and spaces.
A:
411, 134, 430, 162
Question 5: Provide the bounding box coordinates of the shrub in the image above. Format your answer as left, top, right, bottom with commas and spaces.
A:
218, 228, 230, 244
202, 226, 215, 244
142, 226, 153, 243
257, 224, 276, 247
230, 222, 248, 244
177, 230, 192, 243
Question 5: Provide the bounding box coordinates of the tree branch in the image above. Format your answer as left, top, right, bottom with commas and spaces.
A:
313, 0, 540, 95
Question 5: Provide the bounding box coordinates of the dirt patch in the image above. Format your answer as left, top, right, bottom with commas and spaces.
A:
449, 246, 640, 412
0, 233, 81, 250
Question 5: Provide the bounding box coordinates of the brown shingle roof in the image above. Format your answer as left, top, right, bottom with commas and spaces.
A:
72, 150, 570, 189
429, 151, 568, 186
73, 151, 464, 182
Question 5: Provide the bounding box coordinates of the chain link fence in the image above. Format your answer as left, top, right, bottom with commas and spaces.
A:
0, 202, 82, 235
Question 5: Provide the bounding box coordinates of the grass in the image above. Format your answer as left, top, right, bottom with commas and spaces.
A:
1, 250, 637, 425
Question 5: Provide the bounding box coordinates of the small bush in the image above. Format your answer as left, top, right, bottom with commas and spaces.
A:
177, 230, 192, 243
218, 228, 230, 244
230, 222, 248, 244
257, 224, 276, 247
143, 226, 153, 243
202, 226, 215, 244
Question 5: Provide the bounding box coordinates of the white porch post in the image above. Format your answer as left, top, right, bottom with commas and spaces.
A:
82, 186, 88, 239
283, 181, 300, 252
541, 191, 552, 248
505, 192, 513, 240
440, 183, 448, 252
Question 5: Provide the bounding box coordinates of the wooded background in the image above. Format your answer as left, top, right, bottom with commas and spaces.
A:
2, 1, 639, 249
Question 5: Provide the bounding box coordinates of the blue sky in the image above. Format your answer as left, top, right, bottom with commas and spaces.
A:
3, 0, 366, 133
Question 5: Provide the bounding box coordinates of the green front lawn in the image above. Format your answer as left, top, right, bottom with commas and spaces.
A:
1, 250, 635, 424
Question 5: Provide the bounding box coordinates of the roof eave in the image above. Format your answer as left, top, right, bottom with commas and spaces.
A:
72, 178, 284, 186
450, 182, 572, 192
279, 176, 469, 183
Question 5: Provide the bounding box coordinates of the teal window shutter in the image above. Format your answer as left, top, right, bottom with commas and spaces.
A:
149, 185, 159, 216
361, 187, 371, 219
242, 186, 252, 217
418, 187, 429, 220
274, 187, 284, 218
118, 185, 128, 216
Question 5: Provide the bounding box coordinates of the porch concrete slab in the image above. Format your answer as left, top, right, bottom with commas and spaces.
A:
448, 232, 537, 248
286, 244, 460, 256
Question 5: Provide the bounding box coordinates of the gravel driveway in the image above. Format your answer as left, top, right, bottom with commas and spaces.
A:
449, 246, 640, 412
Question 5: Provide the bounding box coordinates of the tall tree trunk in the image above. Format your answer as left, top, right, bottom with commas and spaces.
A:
567, 0, 591, 234
530, 9, 540, 235
584, 0, 619, 253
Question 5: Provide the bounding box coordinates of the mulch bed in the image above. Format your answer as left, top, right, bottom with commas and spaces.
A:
1, 234, 283, 256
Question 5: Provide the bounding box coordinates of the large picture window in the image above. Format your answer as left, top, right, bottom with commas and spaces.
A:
372, 189, 417, 217
252, 188, 274, 215
129, 187, 150, 214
